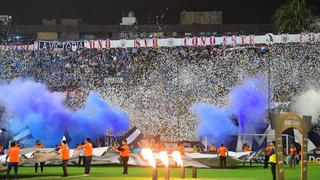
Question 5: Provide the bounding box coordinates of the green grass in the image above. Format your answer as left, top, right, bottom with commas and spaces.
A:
1, 164, 319, 180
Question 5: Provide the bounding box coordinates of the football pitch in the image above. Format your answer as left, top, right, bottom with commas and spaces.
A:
1, 165, 319, 180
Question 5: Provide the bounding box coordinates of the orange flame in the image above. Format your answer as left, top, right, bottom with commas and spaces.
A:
141, 148, 156, 168
172, 151, 183, 167
158, 151, 169, 168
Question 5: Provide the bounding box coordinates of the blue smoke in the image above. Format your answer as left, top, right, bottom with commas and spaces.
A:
190, 104, 238, 145
0, 79, 130, 147
228, 78, 268, 133
191, 78, 268, 145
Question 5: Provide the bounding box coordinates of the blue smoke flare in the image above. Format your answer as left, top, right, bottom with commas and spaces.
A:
191, 78, 268, 145
191, 103, 238, 145
0, 79, 130, 147
229, 78, 268, 133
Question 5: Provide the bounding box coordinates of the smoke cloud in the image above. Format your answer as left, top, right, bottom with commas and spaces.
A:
190, 103, 238, 145
0, 79, 130, 147
191, 78, 268, 144
228, 78, 268, 133
292, 89, 320, 124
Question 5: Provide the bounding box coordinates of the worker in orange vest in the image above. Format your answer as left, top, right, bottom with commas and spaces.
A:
208, 144, 217, 152
82, 138, 93, 176
264, 143, 272, 168
118, 140, 130, 175
242, 143, 251, 152
242, 144, 252, 166
243, 145, 251, 152
34, 139, 46, 174
289, 144, 297, 167
57, 140, 70, 177
217, 144, 228, 169
6, 141, 20, 180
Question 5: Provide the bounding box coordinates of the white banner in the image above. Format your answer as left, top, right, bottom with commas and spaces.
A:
0, 33, 319, 51
36, 40, 85, 51
0, 43, 34, 51
82, 33, 320, 49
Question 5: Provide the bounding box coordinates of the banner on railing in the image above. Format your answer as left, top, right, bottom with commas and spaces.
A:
35, 40, 85, 51
0, 43, 34, 51
0, 33, 319, 51
82, 33, 320, 49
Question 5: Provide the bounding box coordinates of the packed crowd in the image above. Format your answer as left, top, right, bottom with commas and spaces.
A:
0, 42, 320, 142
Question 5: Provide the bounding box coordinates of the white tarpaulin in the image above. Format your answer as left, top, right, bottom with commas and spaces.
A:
0, 147, 251, 168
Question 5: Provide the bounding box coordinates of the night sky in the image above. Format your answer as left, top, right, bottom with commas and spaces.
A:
0, 0, 319, 25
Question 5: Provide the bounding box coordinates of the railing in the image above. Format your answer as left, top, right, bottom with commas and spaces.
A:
0, 24, 275, 34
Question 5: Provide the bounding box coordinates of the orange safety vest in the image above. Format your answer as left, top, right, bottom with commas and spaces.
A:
218, 147, 228, 157
290, 147, 296, 156
120, 145, 129, 157
83, 143, 93, 156
35, 144, 45, 148
60, 144, 70, 160
8, 147, 20, 163
265, 146, 271, 156
209, 146, 217, 151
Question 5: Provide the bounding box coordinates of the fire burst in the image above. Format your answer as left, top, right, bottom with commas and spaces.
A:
141, 148, 156, 168
158, 151, 169, 167
172, 151, 183, 167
